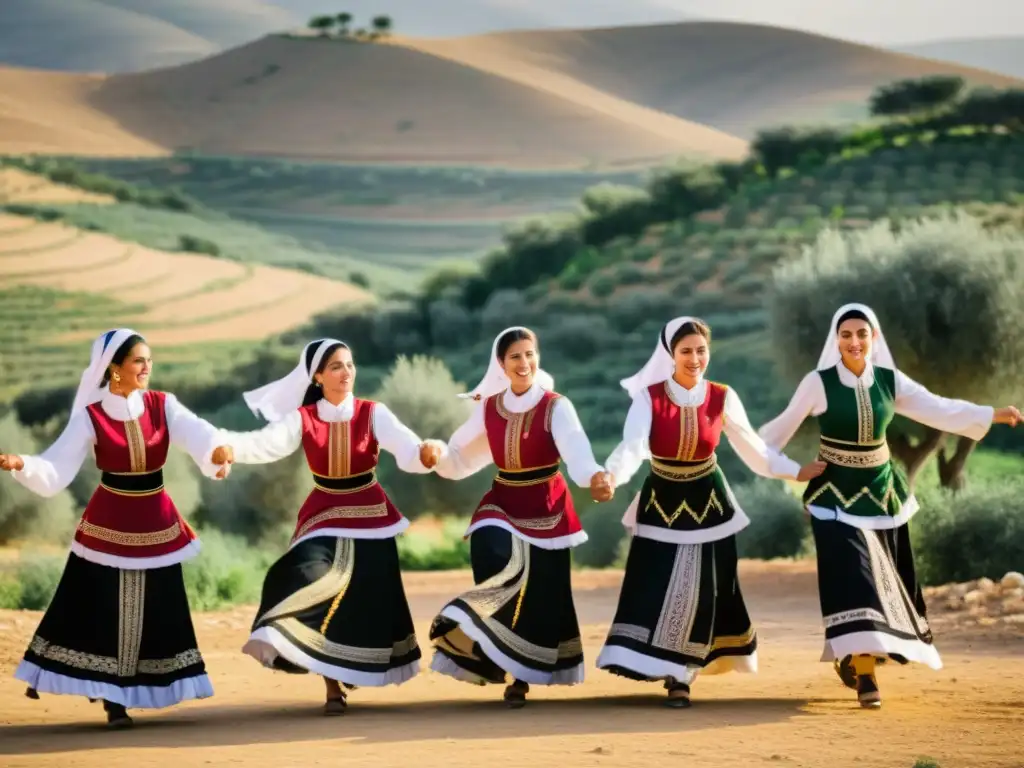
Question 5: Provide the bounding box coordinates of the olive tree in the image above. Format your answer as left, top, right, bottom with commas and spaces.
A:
373, 355, 490, 518
767, 212, 1024, 490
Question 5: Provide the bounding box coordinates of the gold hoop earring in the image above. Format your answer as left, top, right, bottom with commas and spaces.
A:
112, 371, 121, 382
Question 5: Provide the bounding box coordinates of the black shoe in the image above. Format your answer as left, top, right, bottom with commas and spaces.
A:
324, 695, 347, 716
503, 681, 529, 709
856, 675, 882, 709
102, 700, 134, 728
665, 681, 691, 708
24, 687, 40, 700
834, 656, 857, 690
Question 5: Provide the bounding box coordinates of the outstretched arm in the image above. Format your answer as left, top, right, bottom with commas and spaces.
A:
604, 391, 653, 489
550, 397, 606, 489
165, 394, 238, 478
758, 371, 824, 451
373, 403, 445, 474
216, 410, 303, 467
434, 402, 494, 481
893, 371, 1003, 440
3, 411, 92, 497
723, 388, 815, 480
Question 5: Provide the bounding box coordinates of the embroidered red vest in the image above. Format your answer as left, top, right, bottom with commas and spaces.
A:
648, 380, 728, 461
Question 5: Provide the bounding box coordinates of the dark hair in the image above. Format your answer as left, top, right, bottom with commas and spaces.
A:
666, 319, 711, 354
101, 334, 147, 385
496, 328, 537, 360
835, 309, 873, 332
301, 341, 350, 406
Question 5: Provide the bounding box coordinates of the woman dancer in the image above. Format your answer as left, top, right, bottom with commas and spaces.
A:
595, 316, 824, 707
428, 326, 612, 707
211, 339, 441, 714
759, 303, 1021, 708
0, 329, 228, 727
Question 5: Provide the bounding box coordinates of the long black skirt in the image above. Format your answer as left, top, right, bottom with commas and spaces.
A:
15, 553, 212, 709
596, 534, 757, 686
429, 526, 584, 686
812, 517, 940, 669
242, 535, 421, 686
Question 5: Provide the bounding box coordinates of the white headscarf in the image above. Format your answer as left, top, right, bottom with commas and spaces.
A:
71, 328, 143, 415
458, 326, 554, 401
817, 303, 896, 371
243, 338, 347, 422
619, 316, 698, 399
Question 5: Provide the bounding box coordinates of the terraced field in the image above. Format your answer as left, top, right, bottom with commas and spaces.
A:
0, 213, 372, 397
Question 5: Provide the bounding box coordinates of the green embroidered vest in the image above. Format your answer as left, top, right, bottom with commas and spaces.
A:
802, 365, 909, 518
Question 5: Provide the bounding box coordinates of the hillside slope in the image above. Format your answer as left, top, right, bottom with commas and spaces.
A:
411, 22, 1023, 139
0, 0, 297, 74
893, 37, 1024, 80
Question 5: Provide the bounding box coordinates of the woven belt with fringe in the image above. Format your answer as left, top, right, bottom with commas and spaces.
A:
650, 455, 717, 482
312, 468, 377, 494
818, 438, 891, 468
495, 463, 560, 486
100, 469, 164, 497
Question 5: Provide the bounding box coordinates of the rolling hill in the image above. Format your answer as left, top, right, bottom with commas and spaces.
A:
0, 22, 1020, 166
893, 37, 1024, 80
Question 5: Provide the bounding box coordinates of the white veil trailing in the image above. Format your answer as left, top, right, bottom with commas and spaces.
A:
71, 328, 143, 415
816, 303, 896, 371
619, 316, 697, 399
458, 326, 554, 401
243, 338, 347, 422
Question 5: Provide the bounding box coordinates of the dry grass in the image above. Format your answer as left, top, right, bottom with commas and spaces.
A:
0, 167, 115, 205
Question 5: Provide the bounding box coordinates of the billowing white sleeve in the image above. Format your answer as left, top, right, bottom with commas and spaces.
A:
12, 411, 93, 498
894, 370, 994, 442
758, 371, 826, 451
550, 397, 604, 488
221, 410, 303, 465
165, 393, 231, 479
604, 392, 652, 488
373, 403, 440, 474
434, 402, 494, 481
723, 388, 801, 479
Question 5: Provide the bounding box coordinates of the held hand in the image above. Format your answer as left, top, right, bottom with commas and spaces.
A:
796, 460, 827, 482
589, 471, 615, 503
0, 454, 25, 472
994, 406, 1022, 427
419, 442, 441, 469
211, 445, 234, 479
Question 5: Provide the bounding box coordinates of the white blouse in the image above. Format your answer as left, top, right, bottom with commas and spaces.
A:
605, 377, 802, 487
759, 363, 994, 451
222, 395, 435, 474
13, 389, 224, 498
434, 385, 604, 487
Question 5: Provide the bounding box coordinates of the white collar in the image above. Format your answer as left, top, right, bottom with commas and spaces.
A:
836, 361, 876, 388
316, 394, 355, 422
100, 388, 145, 421
666, 376, 706, 406
501, 383, 544, 413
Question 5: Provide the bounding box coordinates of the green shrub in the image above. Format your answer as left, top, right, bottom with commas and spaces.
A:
0, 575, 22, 609
179, 234, 221, 256
734, 479, 810, 560
588, 272, 616, 298
574, 498, 628, 568
12, 553, 65, 610
615, 263, 646, 285
912, 479, 1024, 585
183, 528, 278, 611
397, 519, 470, 570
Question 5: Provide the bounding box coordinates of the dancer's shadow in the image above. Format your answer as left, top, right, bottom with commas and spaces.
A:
0, 694, 825, 756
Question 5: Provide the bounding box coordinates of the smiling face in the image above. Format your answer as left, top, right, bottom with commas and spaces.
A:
672, 333, 709, 389
837, 318, 876, 371
501, 338, 539, 394
315, 346, 356, 401
110, 342, 152, 394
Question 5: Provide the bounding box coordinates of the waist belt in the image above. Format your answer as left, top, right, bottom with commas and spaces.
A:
650, 455, 717, 482
313, 469, 377, 493
818, 438, 891, 469
496, 463, 560, 486
100, 469, 164, 496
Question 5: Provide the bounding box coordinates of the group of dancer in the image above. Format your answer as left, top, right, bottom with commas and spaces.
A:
0, 304, 1020, 727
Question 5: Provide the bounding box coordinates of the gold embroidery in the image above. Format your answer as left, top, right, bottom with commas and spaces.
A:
476, 504, 563, 531
652, 542, 702, 654
855, 379, 874, 445
77, 520, 182, 547
117, 570, 145, 677
460, 535, 528, 618
819, 434, 886, 447
805, 478, 903, 513
494, 467, 561, 487
710, 628, 756, 651
609, 623, 650, 643
557, 636, 583, 659
646, 489, 724, 526
650, 456, 717, 482
259, 537, 354, 626
312, 470, 377, 494
493, 394, 548, 471
292, 505, 389, 540
124, 419, 146, 473
664, 382, 700, 460
319, 539, 354, 635
328, 422, 352, 478
543, 394, 561, 432
818, 441, 891, 468
392, 633, 418, 657
99, 485, 164, 497
511, 580, 527, 629
28, 637, 202, 676
274, 616, 408, 665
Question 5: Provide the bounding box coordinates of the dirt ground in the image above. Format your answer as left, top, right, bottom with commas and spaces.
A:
1, 561, 1022, 768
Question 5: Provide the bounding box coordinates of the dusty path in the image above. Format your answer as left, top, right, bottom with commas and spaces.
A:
1, 562, 1022, 768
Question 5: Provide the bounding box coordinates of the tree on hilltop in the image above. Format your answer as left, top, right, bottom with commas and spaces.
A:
336, 12, 353, 35
372, 15, 393, 37
308, 15, 336, 36
767, 212, 1024, 490
869, 75, 965, 117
